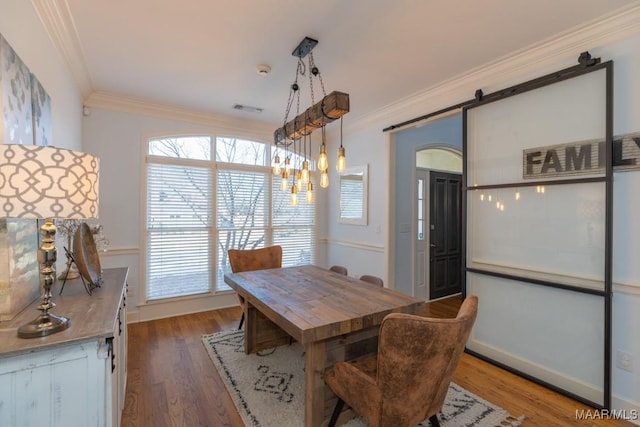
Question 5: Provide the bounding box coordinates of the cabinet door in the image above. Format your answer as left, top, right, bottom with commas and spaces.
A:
0, 341, 107, 427
110, 334, 118, 427
119, 285, 128, 414
111, 286, 128, 427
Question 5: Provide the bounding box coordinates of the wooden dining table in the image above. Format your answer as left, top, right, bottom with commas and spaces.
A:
224, 265, 425, 426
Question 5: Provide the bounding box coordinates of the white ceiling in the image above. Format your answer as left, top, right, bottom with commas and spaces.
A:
53, 0, 638, 127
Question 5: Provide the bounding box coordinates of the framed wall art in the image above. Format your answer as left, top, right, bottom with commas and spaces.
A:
0, 34, 33, 146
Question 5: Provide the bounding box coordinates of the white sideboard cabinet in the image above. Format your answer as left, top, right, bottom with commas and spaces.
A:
0, 267, 128, 427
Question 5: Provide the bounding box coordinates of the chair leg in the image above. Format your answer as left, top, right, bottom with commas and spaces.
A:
429, 414, 441, 427
238, 312, 245, 330
328, 398, 345, 427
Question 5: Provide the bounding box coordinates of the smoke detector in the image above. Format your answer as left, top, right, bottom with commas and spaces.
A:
256, 64, 271, 76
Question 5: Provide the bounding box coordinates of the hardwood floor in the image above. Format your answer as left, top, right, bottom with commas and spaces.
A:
121, 297, 635, 426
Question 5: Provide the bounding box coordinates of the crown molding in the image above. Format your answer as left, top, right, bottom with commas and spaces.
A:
32, 0, 93, 96
84, 91, 274, 139
37, 0, 640, 137
32, 0, 271, 137
350, 1, 640, 134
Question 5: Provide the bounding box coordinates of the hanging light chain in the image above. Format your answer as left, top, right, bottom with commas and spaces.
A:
279, 59, 306, 152
308, 52, 327, 101
295, 60, 303, 119
281, 61, 302, 130
277, 37, 349, 198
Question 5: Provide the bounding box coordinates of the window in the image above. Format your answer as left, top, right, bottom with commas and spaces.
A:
145, 135, 315, 301
337, 165, 368, 225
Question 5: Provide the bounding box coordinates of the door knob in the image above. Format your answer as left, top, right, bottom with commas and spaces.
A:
430, 243, 436, 248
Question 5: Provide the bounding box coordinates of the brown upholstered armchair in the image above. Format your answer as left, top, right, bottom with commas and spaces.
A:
227, 245, 282, 330
325, 295, 478, 427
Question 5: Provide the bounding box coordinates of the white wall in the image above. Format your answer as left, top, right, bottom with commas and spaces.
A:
606, 35, 640, 417
323, 125, 386, 280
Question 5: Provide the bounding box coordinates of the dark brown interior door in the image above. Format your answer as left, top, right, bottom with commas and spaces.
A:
429, 170, 462, 299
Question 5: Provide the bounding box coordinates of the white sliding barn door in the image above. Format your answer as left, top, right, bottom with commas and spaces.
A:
463, 61, 612, 408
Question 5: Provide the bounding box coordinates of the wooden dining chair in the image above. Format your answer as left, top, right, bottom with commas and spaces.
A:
330, 265, 348, 275
359, 274, 384, 287
228, 245, 282, 330
325, 295, 478, 427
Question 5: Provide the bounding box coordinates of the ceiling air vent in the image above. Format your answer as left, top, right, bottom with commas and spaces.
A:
233, 104, 263, 113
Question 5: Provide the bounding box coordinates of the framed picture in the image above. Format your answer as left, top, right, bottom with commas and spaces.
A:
0, 34, 33, 145
31, 74, 51, 146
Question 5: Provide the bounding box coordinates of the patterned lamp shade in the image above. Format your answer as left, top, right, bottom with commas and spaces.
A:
0, 144, 99, 219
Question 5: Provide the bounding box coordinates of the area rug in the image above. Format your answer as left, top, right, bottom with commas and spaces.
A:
202, 330, 524, 427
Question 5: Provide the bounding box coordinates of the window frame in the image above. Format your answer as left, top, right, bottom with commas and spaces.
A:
141, 133, 317, 304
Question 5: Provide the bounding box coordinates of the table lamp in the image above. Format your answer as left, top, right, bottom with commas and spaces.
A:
0, 144, 99, 338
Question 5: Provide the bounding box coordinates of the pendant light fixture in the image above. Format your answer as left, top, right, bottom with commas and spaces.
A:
306, 181, 314, 203
336, 117, 346, 172
318, 125, 329, 172
273, 36, 349, 205
272, 153, 281, 175
291, 183, 299, 207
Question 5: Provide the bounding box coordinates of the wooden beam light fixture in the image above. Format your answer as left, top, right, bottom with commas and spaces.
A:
273, 37, 349, 204
273, 90, 350, 144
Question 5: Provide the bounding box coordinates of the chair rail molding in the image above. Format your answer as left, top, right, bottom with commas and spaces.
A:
320, 238, 384, 253
99, 247, 139, 257
613, 281, 640, 296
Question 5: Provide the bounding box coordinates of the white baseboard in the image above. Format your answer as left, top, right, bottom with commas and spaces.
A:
468, 339, 602, 404
469, 339, 640, 421
611, 395, 640, 425
127, 291, 239, 323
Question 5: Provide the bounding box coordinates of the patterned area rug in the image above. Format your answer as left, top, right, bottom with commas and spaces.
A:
202, 330, 524, 427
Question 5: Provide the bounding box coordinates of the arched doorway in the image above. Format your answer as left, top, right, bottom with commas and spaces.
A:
391, 112, 462, 300
415, 147, 462, 300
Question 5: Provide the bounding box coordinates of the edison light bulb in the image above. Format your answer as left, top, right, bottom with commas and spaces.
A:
301, 160, 309, 183
318, 143, 328, 172
320, 171, 329, 188
296, 170, 303, 191
280, 170, 289, 191
306, 182, 314, 203
291, 185, 299, 207
284, 156, 291, 172
272, 154, 281, 175
336, 146, 346, 172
